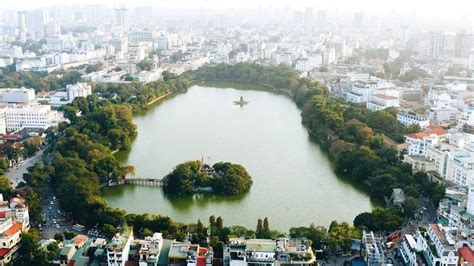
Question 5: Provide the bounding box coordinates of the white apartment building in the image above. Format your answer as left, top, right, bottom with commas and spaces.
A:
137, 233, 163, 266
106, 230, 133, 266
399, 232, 426, 265
400, 225, 459, 266
0, 88, 35, 104
0, 105, 58, 133
397, 110, 430, 128
404, 126, 447, 156
224, 238, 315, 266
460, 105, 474, 126
294, 54, 323, 72
445, 147, 474, 187
366, 93, 400, 111
50, 82, 92, 107
346, 79, 394, 104
0, 194, 30, 265
426, 143, 454, 179
425, 224, 459, 265
67, 83, 92, 100
429, 106, 456, 123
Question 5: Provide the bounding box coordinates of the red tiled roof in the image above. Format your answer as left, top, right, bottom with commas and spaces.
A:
373, 94, 398, 100
459, 247, 474, 263
2, 223, 22, 237
405, 127, 447, 139
0, 248, 10, 258
73, 235, 88, 246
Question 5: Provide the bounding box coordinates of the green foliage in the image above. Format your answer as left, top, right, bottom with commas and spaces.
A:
162, 161, 253, 196
85, 63, 103, 73
0, 68, 82, 92
326, 221, 360, 253
353, 208, 404, 232
137, 60, 153, 71
289, 224, 327, 250
0, 175, 13, 195
91, 76, 188, 112
15, 230, 49, 266
399, 68, 430, 82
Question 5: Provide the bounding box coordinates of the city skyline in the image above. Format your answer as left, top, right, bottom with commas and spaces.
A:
2, 0, 474, 19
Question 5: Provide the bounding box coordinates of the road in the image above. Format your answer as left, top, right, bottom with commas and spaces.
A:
5, 149, 44, 188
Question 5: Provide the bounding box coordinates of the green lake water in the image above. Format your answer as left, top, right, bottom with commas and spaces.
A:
102, 85, 374, 230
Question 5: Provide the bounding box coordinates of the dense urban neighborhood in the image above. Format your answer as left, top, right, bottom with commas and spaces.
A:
0, 2, 472, 266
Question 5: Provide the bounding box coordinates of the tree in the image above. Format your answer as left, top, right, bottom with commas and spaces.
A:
256, 219, 263, 235
209, 215, 216, 227
216, 216, 224, 229
197, 219, 205, 234
263, 217, 270, 232
54, 233, 64, 242
0, 175, 13, 195
142, 228, 153, 237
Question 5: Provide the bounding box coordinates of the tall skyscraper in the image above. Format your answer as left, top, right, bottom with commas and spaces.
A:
28, 10, 49, 39
114, 7, 128, 27
304, 7, 314, 27
430, 32, 445, 60
353, 12, 365, 29
455, 32, 474, 58
317, 10, 327, 28
17, 11, 27, 42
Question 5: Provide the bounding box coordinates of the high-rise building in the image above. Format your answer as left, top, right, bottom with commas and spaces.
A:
304, 7, 314, 27
293, 10, 303, 25
455, 32, 474, 58
430, 32, 444, 60
45, 23, 60, 37
133, 6, 153, 26
353, 11, 365, 29
28, 10, 49, 33
317, 10, 327, 28
114, 7, 128, 27
17, 11, 27, 42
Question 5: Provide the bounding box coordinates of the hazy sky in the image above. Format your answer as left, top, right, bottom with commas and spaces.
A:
3, 0, 474, 18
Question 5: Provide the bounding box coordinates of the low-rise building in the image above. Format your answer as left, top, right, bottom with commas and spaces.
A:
224, 238, 315, 266
403, 155, 436, 172
366, 93, 400, 112
50, 83, 92, 107
397, 110, 430, 128
0, 194, 30, 265
106, 229, 133, 266
136, 232, 163, 266
0, 104, 59, 133
0, 88, 35, 104
404, 126, 448, 156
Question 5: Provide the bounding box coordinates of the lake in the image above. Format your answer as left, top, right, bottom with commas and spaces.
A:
102, 84, 374, 230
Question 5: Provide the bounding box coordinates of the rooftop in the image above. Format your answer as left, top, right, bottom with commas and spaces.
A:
459, 246, 474, 263
405, 126, 447, 139
246, 239, 277, 253
1, 223, 22, 237
373, 93, 398, 100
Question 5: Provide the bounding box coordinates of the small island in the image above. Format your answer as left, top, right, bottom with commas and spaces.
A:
161, 160, 253, 195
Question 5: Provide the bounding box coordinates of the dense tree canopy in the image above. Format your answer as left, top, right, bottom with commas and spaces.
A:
162, 161, 253, 196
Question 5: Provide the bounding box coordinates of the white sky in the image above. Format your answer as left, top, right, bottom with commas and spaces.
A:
2, 0, 474, 18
